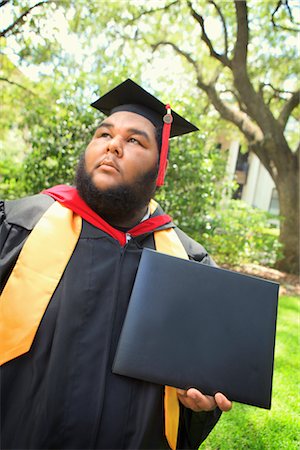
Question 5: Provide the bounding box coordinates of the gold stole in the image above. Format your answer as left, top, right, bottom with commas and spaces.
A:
0, 200, 189, 450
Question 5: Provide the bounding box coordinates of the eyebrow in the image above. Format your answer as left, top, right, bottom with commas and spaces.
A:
97, 121, 113, 129
97, 121, 151, 142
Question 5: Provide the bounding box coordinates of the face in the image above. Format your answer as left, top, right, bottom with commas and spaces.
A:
84, 111, 159, 191
75, 111, 160, 226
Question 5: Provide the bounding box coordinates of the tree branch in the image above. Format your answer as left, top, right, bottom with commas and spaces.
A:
233, 1, 248, 67
0, 1, 10, 8
0, 0, 51, 38
219, 88, 247, 113
296, 142, 300, 167
260, 82, 294, 96
278, 90, 300, 129
230, 1, 281, 134
208, 0, 228, 56
125, 0, 179, 26
152, 41, 201, 77
259, 82, 296, 107
187, 1, 231, 68
202, 82, 263, 144
0, 77, 35, 95
152, 39, 263, 145
271, 0, 300, 33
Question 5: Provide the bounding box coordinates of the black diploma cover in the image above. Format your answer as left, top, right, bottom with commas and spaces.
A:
113, 249, 279, 409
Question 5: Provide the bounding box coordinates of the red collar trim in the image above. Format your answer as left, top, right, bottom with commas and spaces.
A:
42, 185, 172, 246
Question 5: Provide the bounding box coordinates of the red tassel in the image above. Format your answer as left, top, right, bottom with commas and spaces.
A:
156, 104, 173, 186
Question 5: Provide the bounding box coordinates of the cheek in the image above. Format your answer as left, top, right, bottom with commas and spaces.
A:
84, 142, 102, 172
132, 145, 159, 166
84, 150, 93, 172
126, 151, 157, 173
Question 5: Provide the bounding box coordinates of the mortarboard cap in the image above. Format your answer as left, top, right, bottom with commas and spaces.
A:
91, 79, 198, 186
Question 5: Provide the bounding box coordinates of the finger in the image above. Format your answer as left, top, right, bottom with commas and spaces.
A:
186, 388, 217, 411
177, 389, 198, 410
176, 388, 187, 397
215, 392, 232, 412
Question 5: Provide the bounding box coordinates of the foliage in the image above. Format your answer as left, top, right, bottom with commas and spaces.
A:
201, 200, 283, 267
65, 0, 299, 272
201, 295, 300, 449
22, 97, 98, 194
156, 119, 230, 241
0, 158, 26, 199
0, 65, 100, 196
1, 0, 293, 270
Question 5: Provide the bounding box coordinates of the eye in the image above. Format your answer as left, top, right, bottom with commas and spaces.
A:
95, 131, 111, 139
128, 137, 140, 145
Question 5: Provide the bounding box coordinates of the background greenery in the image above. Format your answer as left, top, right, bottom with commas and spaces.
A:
201, 295, 300, 449
1, 0, 298, 271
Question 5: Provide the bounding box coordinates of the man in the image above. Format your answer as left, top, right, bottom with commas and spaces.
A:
0, 79, 231, 450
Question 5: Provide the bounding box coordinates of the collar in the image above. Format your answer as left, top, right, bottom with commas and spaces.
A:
42, 185, 172, 247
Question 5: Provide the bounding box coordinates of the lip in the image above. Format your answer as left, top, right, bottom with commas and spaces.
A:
95, 158, 120, 172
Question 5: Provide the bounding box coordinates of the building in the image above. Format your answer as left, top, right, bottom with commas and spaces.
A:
226, 141, 279, 216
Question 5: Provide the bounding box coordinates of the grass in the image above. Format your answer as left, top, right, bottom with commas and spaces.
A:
201, 295, 300, 449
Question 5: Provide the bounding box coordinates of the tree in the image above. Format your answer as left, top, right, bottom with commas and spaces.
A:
54, 0, 299, 273
184, 0, 299, 274
106, 0, 299, 274
1, 0, 298, 273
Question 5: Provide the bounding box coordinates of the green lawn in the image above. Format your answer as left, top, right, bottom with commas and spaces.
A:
201, 295, 300, 449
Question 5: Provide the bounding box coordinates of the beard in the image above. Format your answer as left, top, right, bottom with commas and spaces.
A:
74, 154, 158, 227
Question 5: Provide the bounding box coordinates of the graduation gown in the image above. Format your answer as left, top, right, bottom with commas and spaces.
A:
0, 191, 221, 450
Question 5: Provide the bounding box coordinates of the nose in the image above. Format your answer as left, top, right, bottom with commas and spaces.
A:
107, 136, 123, 157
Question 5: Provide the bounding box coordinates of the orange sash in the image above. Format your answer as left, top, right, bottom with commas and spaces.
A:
0, 200, 189, 449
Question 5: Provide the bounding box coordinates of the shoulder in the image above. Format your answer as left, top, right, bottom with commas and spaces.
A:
3, 194, 54, 230
173, 227, 217, 267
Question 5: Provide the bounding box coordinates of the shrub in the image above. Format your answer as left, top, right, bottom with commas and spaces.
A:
200, 199, 282, 267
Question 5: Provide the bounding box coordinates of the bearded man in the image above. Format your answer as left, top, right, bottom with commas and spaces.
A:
0, 79, 231, 450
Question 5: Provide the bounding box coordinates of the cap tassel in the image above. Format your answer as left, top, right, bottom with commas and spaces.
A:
156, 104, 173, 186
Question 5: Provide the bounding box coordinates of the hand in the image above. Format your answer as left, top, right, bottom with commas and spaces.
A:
177, 388, 232, 412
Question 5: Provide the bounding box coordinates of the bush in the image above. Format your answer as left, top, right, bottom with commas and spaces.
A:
200, 199, 282, 267
0, 159, 26, 200
22, 104, 98, 195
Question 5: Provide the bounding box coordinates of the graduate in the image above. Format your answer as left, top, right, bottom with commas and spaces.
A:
0, 79, 231, 450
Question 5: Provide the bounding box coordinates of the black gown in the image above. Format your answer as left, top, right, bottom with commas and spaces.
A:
0, 194, 221, 450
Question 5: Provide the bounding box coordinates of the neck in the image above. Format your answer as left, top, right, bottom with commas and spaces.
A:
107, 205, 149, 229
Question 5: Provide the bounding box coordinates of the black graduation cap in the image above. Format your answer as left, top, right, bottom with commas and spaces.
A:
91, 78, 198, 186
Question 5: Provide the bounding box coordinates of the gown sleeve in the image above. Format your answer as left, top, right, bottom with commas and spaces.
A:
0, 200, 31, 293
177, 403, 222, 448
0, 194, 53, 293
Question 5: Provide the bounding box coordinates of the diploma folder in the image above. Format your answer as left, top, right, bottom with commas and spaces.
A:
113, 248, 279, 409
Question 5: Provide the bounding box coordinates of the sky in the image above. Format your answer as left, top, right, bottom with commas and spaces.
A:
1, 1, 298, 99
1, 2, 225, 106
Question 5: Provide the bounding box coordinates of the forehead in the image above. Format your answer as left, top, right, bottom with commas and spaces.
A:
101, 111, 157, 135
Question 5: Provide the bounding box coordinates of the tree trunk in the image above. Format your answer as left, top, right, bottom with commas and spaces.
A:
275, 164, 299, 275
250, 138, 299, 275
